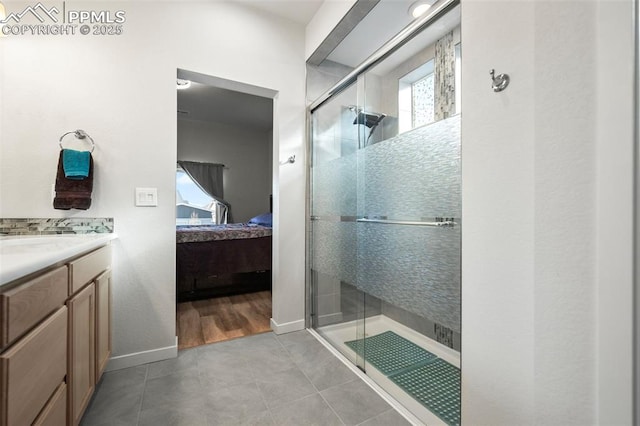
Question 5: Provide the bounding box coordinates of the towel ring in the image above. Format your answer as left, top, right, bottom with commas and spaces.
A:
59, 129, 95, 153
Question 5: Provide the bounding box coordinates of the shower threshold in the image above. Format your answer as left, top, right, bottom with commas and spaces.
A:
315, 315, 460, 426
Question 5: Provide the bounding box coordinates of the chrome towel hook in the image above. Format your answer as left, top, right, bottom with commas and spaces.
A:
280, 155, 295, 165
490, 69, 510, 92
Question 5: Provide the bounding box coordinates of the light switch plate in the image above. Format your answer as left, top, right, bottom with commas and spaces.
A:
135, 187, 158, 207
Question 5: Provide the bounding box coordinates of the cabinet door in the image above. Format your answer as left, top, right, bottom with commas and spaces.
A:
67, 283, 95, 426
33, 382, 67, 426
69, 246, 110, 295
95, 270, 111, 381
0, 265, 68, 350
0, 307, 67, 426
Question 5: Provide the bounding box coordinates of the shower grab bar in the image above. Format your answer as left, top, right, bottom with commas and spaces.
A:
356, 218, 456, 227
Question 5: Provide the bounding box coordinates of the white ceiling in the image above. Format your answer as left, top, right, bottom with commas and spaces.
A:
177, 81, 273, 131
228, 0, 323, 25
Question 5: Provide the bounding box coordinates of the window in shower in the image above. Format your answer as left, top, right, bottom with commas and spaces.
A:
398, 40, 462, 134
398, 59, 435, 133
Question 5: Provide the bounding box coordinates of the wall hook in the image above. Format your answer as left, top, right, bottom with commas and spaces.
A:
490, 69, 510, 92
280, 155, 295, 165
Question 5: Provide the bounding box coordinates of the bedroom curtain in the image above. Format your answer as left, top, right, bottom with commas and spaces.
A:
178, 161, 232, 223
178, 161, 224, 198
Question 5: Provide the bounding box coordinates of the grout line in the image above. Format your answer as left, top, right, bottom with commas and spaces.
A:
266, 338, 346, 424
307, 328, 424, 426
354, 408, 396, 426
134, 365, 149, 426
315, 385, 348, 426
284, 339, 347, 425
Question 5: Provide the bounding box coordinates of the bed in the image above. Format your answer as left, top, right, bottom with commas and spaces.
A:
176, 217, 272, 302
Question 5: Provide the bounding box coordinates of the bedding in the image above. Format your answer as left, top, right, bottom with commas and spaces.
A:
247, 212, 272, 227
176, 223, 271, 243
176, 222, 272, 301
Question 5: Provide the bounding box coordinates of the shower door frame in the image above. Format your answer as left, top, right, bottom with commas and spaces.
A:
634, 0, 639, 423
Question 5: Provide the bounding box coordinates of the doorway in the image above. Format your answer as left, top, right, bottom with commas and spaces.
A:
175, 69, 276, 349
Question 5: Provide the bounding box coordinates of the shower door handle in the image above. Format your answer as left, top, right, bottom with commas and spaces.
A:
356, 218, 456, 227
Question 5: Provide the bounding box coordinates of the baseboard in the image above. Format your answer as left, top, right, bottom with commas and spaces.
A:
270, 317, 305, 334
105, 337, 178, 372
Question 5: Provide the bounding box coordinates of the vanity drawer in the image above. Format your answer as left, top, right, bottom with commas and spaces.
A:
33, 381, 67, 426
69, 245, 111, 294
0, 266, 68, 349
0, 306, 67, 426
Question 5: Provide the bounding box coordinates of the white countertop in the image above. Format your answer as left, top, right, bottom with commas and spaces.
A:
0, 234, 117, 287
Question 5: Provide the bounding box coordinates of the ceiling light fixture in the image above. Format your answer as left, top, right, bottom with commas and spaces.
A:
408, 1, 431, 18
176, 79, 191, 90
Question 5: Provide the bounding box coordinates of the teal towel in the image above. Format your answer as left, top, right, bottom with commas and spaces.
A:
62, 149, 91, 179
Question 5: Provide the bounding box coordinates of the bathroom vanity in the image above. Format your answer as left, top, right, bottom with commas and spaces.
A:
0, 234, 115, 426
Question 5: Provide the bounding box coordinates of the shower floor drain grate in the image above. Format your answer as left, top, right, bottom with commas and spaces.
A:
344, 330, 437, 375
344, 331, 460, 426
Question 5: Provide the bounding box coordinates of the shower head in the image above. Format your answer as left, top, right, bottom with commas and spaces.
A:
353, 111, 386, 128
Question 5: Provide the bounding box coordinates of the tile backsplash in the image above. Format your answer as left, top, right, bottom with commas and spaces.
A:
0, 218, 113, 235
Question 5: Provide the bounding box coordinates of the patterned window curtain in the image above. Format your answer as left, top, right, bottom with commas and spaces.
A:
177, 161, 232, 223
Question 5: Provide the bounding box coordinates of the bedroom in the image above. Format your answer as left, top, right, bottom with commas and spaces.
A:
175, 70, 274, 349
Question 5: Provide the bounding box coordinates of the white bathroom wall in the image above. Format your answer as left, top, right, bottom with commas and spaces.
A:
0, 1, 307, 366
177, 118, 272, 223
461, 1, 536, 422
595, 1, 635, 423
461, 0, 634, 424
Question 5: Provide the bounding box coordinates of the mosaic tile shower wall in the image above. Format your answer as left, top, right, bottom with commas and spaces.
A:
0, 218, 114, 235
312, 115, 461, 333
357, 115, 460, 333
434, 31, 456, 121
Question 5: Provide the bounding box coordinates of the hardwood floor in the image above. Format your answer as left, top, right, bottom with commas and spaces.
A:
176, 290, 272, 350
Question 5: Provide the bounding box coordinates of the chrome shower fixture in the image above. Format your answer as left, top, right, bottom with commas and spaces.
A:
348, 106, 387, 147
353, 111, 387, 128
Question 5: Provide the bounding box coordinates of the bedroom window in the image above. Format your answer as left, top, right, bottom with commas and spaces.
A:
176, 168, 216, 226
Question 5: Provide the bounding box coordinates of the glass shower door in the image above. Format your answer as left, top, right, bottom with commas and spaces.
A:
355, 19, 461, 424
309, 84, 367, 369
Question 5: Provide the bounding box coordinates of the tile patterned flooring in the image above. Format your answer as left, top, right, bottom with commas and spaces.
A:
81, 330, 412, 426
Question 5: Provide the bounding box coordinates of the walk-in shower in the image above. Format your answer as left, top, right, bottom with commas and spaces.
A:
307, 1, 461, 424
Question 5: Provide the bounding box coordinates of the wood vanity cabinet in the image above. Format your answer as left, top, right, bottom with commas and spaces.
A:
67, 245, 111, 426
95, 270, 112, 380
67, 283, 96, 426
0, 306, 67, 426
0, 243, 112, 426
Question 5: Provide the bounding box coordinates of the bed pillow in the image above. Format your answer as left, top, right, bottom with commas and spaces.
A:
248, 212, 272, 227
